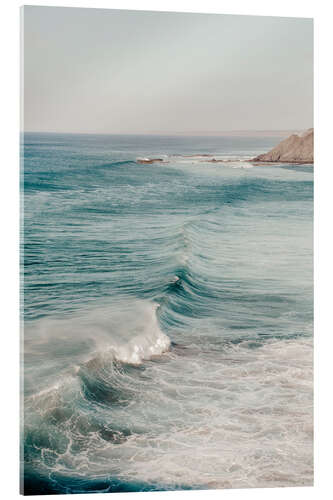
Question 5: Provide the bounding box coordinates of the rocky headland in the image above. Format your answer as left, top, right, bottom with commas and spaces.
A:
251, 129, 314, 164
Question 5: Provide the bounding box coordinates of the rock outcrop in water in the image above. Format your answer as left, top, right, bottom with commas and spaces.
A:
252, 128, 314, 164
136, 157, 164, 164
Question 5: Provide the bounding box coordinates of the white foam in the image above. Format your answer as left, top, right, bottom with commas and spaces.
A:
24, 318, 313, 490
107, 337, 313, 489
24, 300, 171, 398
108, 302, 170, 364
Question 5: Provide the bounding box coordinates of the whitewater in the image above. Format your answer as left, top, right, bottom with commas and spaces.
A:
22, 133, 313, 494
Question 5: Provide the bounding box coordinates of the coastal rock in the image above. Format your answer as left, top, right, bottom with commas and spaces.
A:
252, 128, 313, 164
136, 157, 164, 164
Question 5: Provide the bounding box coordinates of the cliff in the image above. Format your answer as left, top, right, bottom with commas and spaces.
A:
252, 129, 314, 164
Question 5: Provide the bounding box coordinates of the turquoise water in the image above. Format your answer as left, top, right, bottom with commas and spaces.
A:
22, 133, 313, 494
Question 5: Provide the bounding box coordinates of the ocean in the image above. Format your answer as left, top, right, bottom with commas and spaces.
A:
21, 133, 313, 494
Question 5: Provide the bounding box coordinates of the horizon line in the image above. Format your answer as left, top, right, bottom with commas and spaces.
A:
21, 128, 312, 137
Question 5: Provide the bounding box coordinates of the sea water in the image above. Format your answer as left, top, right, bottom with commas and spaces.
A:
21, 133, 313, 494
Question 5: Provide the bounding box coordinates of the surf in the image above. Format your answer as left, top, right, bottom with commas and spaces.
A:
22, 132, 313, 493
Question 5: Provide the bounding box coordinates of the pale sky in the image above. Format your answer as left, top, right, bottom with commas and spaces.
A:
23, 6, 313, 134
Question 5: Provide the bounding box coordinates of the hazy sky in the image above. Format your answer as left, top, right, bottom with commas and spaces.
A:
23, 6, 313, 134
